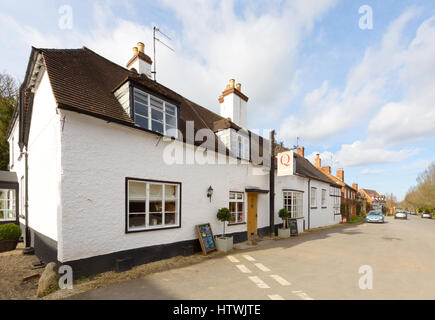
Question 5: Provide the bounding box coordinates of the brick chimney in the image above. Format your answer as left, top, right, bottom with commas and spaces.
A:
322, 166, 331, 175
315, 154, 321, 168
352, 183, 358, 191
219, 79, 249, 129
337, 168, 344, 181
127, 42, 153, 79
297, 146, 305, 157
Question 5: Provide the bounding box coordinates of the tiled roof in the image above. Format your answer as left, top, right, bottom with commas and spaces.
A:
27, 47, 266, 158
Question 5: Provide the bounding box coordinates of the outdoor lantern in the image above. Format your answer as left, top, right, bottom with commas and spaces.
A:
207, 186, 214, 202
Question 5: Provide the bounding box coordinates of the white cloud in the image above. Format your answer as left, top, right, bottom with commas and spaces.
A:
367, 16, 435, 146
1, 0, 338, 126
279, 8, 423, 143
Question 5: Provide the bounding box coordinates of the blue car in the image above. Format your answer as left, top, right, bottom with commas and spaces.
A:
366, 210, 385, 223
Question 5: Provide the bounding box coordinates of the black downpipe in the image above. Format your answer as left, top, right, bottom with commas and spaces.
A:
269, 130, 275, 236
25, 151, 30, 248
308, 178, 311, 231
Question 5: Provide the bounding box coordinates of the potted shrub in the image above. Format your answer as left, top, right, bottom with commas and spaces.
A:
0, 223, 22, 253
215, 208, 233, 252
278, 208, 291, 238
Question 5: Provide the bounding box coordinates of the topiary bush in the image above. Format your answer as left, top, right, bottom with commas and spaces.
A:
278, 208, 290, 228
0, 223, 22, 241
217, 208, 231, 238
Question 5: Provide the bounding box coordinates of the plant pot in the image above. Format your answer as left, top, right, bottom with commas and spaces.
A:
278, 228, 291, 238
216, 236, 233, 252
0, 239, 18, 253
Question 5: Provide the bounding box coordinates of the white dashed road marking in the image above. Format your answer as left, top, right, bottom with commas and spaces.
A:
236, 264, 252, 274
268, 294, 285, 300
254, 263, 271, 272
270, 275, 291, 286
249, 276, 270, 289
243, 254, 256, 262
227, 255, 240, 263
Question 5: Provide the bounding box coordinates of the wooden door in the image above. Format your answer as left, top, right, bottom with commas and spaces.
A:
247, 193, 258, 238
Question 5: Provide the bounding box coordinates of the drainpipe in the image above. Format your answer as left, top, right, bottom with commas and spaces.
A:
269, 130, 276, 236
308, 178, 311, 230
24, 150, 30, 248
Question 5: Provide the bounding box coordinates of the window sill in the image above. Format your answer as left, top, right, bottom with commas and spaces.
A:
311, 207, 318, 209
228, 222, 246, 226
321, 206, 327, 209
126, 225, 181, 233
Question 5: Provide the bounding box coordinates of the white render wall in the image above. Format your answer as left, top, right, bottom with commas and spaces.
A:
26, 71, 62, 242
275, 174, 340, 232
59, 110, 270, 262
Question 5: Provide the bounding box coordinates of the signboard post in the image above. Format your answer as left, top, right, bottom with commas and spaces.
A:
277, 151, 295, 176
196, 223, 217, 255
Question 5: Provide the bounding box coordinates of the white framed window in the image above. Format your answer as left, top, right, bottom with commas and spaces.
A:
127, 179, 180, 232
321, 189, 327, 207
310, 187, 317, 208
133, 88, 178, 138
0, 189, 16, 221
283, 191, 303, 218
229, 192, 245, 224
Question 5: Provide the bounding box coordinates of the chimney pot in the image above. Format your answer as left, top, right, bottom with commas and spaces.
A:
137, 42, 145, 53
297, 146, 305, 157
236, 83, 242, 91
337, 168, 344, 182
133, 47, 138, 55
229, 79, 235, 88
315, 153, 321, 168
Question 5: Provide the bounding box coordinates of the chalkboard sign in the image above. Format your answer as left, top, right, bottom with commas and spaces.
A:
196, 223, 217, 255
288, 219, 298, 236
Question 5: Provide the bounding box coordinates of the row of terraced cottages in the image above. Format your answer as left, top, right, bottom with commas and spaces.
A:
2, 43, 345, 277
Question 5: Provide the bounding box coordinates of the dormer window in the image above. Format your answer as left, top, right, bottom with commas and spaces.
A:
133, 88, 179, 137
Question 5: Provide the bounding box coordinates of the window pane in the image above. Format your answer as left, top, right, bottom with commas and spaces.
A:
152, 121, 164, 134
166, 104, 176, 116
237, 193, 243, 200
230, 213, 236, 223
166, 114, 177, 126
149, 184, 163, 212
149, 213, 162, 226
129, 214, 145, 228
165, 212, 176, 225
150, 97, 163, 110
237, 202, 243, 213
135, 90, 148, 104
129, 181, 146, 200
129, 201, 145, 213
229, 202, 236, 213
135, 115, 148, 130
0, 211, 3, 219
229, 192, 236, 200
151, 109, 163, 122
0, 200, 6, 210
135, 103, 148, 117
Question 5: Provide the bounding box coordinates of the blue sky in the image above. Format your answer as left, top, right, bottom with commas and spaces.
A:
1, 0, 435, 200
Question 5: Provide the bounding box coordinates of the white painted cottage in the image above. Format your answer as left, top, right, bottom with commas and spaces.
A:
4, 43, 341, 276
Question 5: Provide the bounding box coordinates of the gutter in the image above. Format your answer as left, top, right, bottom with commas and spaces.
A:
269, 130, 276, 236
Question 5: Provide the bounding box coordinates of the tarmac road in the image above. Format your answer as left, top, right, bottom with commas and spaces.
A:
70, 214, 435, 300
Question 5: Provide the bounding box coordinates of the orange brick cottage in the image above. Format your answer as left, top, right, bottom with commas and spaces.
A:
313, 154, 358, 219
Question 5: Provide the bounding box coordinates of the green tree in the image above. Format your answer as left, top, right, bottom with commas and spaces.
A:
0, 73, 18, 171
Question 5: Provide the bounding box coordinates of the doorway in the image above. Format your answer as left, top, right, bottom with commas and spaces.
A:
247, 193, 258, 239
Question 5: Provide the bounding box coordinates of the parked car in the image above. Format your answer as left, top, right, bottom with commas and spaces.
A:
410, 211, 417, 215
421, 212, 433, 219
366, 211, 385, 223
395, 211, 407, 220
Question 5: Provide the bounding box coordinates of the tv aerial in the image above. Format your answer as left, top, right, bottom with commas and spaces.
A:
152, 26, 174, 81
